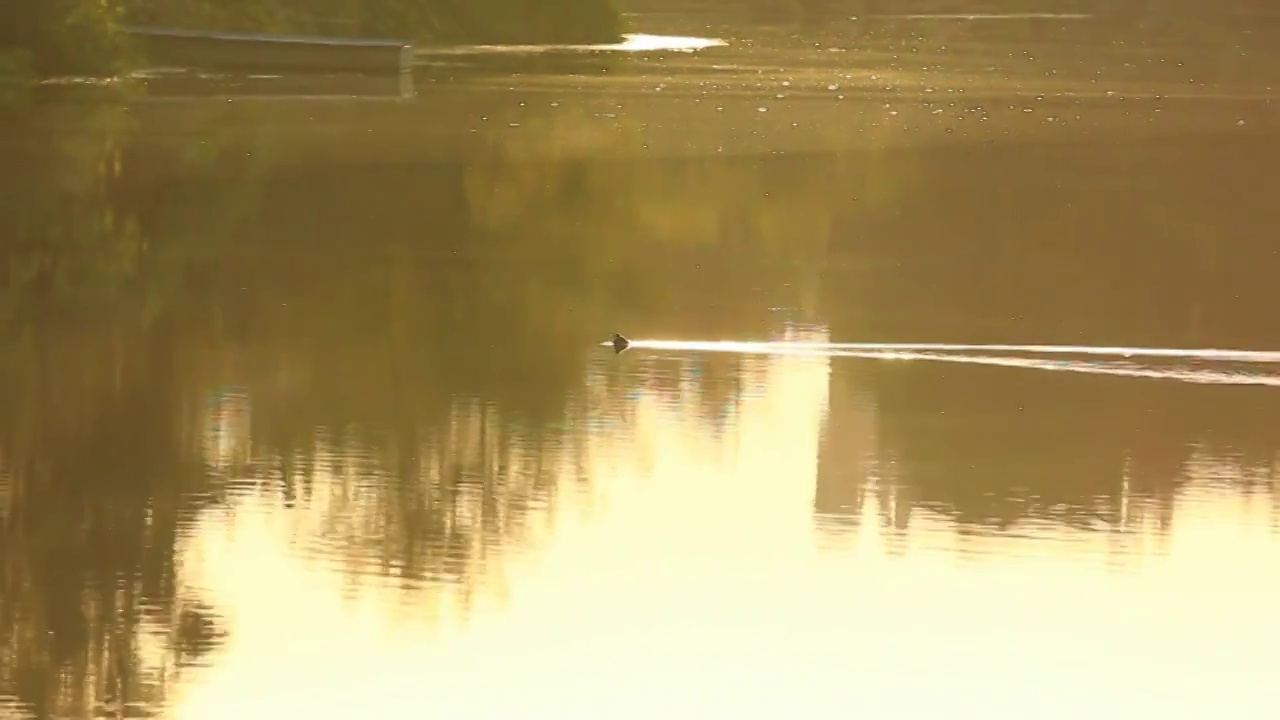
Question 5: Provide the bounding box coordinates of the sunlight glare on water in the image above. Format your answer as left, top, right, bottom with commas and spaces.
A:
441, 32, 727, 56
164, 326, 1280, 720
604, 33, 729, 52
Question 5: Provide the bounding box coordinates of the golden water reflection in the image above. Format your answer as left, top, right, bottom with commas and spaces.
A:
167, 325, 1280, 720
5, 9, 1280, 713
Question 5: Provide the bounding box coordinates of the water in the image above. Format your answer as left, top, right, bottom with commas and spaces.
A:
616, 339, 1280, 385
3, 7, 1280, 719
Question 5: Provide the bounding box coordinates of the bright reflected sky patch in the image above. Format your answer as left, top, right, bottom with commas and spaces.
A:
427, 33, 727, 56
871, 13, 1092, 20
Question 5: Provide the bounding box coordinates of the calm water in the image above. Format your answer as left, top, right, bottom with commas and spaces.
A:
3, 8, 1280, 719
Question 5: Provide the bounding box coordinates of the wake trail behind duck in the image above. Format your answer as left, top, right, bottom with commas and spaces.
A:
618, 340, 1280, 364
604, 340, 1280, 387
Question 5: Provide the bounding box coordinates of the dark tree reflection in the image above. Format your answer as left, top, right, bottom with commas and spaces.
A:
815, 134, 1280, 545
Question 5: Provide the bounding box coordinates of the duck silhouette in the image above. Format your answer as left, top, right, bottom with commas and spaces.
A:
611, 333, 631, 354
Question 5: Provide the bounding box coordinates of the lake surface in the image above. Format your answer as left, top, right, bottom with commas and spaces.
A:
3, 8, 1280, 719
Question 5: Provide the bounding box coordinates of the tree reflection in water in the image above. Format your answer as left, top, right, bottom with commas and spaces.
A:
3, 58, 1280, 717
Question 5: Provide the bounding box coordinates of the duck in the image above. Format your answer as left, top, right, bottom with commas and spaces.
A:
611, 333, 631, 354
